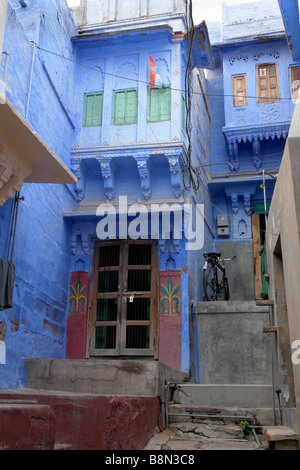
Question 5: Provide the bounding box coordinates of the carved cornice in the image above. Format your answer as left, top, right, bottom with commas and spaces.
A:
223, 121, 290, 145
70, 142, 187, 202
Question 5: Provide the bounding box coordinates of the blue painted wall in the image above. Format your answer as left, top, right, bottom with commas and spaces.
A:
0, 0, 215, 386
0, 0, 77, 388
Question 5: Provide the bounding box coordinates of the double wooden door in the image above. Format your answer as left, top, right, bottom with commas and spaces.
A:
87, 240, 158, 357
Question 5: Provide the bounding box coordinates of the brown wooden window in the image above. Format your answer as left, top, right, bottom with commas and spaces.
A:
232, 74, 247, 107
290, 66, 300, 101
257, 63, 280, 103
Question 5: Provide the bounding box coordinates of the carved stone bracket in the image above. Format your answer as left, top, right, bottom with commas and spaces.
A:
99, 158, 115, 201
70, 161, 85, 202
0, 149, 31, 206
225, 184, 257, 216
252, 137, 262, 169
136, 156, 152, 200
70, 223, 96, 255
167, 153, 182, 198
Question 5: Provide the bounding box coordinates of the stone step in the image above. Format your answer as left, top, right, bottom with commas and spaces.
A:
262, 426, 299, 450
24, 358, 188, 397
144, 419, 267, 450
172, 383, 273, 408
167, 403, 274, 426
0, 402, 56, 450
171, 421, 244, 440
0, 389, 161, 450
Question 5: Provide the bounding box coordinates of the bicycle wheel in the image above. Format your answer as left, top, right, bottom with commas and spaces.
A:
203, 259, 218, 301
222, 276, 230, 301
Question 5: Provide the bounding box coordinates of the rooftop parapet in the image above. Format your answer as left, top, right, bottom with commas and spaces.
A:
70, 0, 187, 33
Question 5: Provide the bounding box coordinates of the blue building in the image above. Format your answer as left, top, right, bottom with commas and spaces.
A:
205, 0, 297, 301
0, 0, 297, 391
0, 0, 214, 388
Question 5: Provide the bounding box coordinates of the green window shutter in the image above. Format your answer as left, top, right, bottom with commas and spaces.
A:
114, 91, 126, 125
125, 90, 138, 124
148, 88, 159, 122
92, 93, 103, 126
148, 87, 171, 122
159, 87, 171, 121
83, 92, 103, 127
113, 90, 138, 125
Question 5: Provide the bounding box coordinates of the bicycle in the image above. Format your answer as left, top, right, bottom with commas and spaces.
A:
203, 252, 235, 301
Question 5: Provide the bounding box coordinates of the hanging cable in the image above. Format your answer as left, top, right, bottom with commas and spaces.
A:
183, 0, 203, 193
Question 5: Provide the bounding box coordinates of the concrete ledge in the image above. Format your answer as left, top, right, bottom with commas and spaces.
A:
24, 358, 188, 397
172, 384, 273, 408
0, 403, 56, 450
262, 426, 299, 450
196, 301, 270, 314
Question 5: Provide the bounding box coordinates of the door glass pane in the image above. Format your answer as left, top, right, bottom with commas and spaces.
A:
128, 244, 151, 265
127, 298, 150, 321
126, 325, 150, 349
127, 269, 151, 291
97, 298, 118, 321
269, 65, 275, 75
95, 326, 116, 349
98, 271, 119, 293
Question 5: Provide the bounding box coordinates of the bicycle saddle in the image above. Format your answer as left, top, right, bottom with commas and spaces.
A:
203, 252, 221, 258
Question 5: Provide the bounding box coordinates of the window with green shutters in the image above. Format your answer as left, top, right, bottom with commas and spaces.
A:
113, 89, 138, 125
83, 92, 103, 127
148, 86, 171, 122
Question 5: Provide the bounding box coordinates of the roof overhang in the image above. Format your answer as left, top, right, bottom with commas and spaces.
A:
185, 21, 215, 70
0, 92, 77, 205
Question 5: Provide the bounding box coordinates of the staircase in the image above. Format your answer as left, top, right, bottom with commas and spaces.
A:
0, 359, 188, 450
145, 300, 300, 450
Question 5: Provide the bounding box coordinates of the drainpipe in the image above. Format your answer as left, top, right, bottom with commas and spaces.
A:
192, 301, 200, 383
262, 170, 268, 229
25, 40, 36, 120
7, 192, 23, 263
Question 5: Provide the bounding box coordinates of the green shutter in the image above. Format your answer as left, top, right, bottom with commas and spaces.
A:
125, 90, 138, 124
113, 90, 138, 125
114, 91, 126, 124
83, 92, 103, 127
148, 87, 171, 122
159, 87, 171, 121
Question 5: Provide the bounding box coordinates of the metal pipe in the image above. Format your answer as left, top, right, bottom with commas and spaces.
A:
7, 193, 17, 261
10, 191, 21, 263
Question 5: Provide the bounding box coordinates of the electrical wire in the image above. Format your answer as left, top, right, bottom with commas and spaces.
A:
34, 31, 281, 238
34, 44, 295, 103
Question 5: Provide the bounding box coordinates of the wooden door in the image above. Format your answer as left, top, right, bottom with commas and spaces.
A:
87, 240, 158, 357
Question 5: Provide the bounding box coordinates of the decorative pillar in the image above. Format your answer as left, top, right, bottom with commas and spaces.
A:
158, 270, 181, 370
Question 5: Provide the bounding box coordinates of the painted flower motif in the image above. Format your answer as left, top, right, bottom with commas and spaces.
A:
69, 278, 87, 313
160, 278, 180, 315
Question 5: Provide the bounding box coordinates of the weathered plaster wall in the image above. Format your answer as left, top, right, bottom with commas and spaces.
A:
266, 130, 300, 433
196, 302, 271, 384
0, 0, 77, 389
